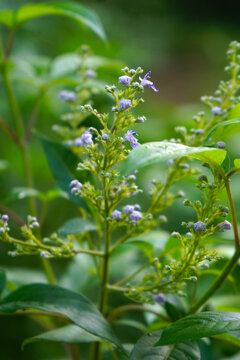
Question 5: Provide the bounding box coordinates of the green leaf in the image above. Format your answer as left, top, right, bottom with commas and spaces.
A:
156, 311, 240, 346
0, 283, 121, 348
0, 160, 8, 172
4, 187, 41, 203
0, 270, 6, 296
121, 142, 226, 175
213, 333, 240, 347
23, 324, 99, 348
204, 118, 240, 144
234, 159, 240, 169
130, 331, 200, 360
0, 2, 106, 41
37, 133, 88, 210
123, 240, 154, 259
58, 217, 96, 236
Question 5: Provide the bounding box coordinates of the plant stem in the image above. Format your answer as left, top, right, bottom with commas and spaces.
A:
224, 178, 240, 248
188, 249, 240, 314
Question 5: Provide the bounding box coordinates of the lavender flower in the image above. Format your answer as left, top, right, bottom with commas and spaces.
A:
130, 210, 143, 222
81, 131, 93, 145
139, 71, 159, 92
111, 210, 122, 220
123, 205, 135, 215
0, 228, 5, 233
211, 106, 222, 116
218, 220, 232, 230
74, 138, 83, 147
102, 134, 110, 141
118, 75, 131, 86
216, 141, 226, 149
194, 221, 206, 232
153, 293, 166, 304
85, 69, 96, 78
32, 221, 40, 228
125, 130, 140, 149
69, 180, 82, 194
2, 214, 9, 221
119, 99, 132, 110
59, 90, 76, 102
40, 251, 49, 258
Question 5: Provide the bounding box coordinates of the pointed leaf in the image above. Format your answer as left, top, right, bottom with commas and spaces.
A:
0, 2, 106, 41
23, 324, 99, 348
37, 133, 88, 210
0, 283, 121, 348
130, 331, 200, 360
58, 217, 96, 236
204, 118, 240, 144
156, 311, 240, 346
122, 142, 226, 175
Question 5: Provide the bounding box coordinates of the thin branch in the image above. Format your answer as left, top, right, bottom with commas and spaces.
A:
0, 116, 21, 146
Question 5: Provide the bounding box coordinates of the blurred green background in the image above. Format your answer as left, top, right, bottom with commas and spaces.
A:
1, 1, 240, 359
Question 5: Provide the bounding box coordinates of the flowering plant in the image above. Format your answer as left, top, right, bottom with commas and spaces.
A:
1, 3, 240, 359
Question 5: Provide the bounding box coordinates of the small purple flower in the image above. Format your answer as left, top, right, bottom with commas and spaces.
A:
166, 158, 174, 165
102, 134, 110, 141
69, 180, 82, 189
153, 293, 166, 304
74, 138, 83, 147
216, 141, 226, 149
130, 210, 143, 222
119, 99, 132, 110
212, 106, 221, 116
139, 71, 159, 92
59, 90, 76, 102
2, 214, 9, 221
0, 227, 5, 233
81, 131, 93, 145
125, 130, 140, 149
194, 221, 206, 232
85, 69, 96, 78
118, 75, 131, 86
218, 220, 232, 230
40, 251, 49, 258
123, 205, 135, 215
32, 221, 40, 228
111, 210, 122, 220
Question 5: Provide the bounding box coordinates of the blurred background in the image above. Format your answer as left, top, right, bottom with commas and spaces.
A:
1, 0, 240, 359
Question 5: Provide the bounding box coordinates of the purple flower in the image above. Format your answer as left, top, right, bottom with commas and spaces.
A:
102, 134, 110, 141
125, 130, 140, 149
59, 90, 76, 102
166, 158, 174, 165
219, 220, 232, 230
216, 141, 226, 149
118, 75, 131, 86
139, 71, 159, 92
74, 138, 83, 147
85, 69, 96, 78
194, 221, 206, 232
69, 180, 82, 194
130, 210, 143, 222
123, 205, 135, 215
153, 293, 166, 304
119, 99, 132, 110
111, 210, 122, 220
0, 227, 5, 233
32, 221, 40, 228
2, 214, 9, 221
81, 131, 93, 145
212, 106, 221, 116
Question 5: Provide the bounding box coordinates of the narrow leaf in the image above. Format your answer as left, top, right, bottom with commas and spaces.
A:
204, 118, 240, 144
0, 283, 121, 348
122, 142, 226, 175
156, 311, 240, 346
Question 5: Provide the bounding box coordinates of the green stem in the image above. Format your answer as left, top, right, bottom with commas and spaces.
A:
224, 178, 240, 248
188, 249, 240, 314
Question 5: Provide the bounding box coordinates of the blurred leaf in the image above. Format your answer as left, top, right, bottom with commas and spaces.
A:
213, 333, 240, 347
58, 217, 96, 236
0, 2, 106, 41
0, 160, 8, 172
115, 319, 146, 333
121, 142, 226, 175
234, 159, 240, 169
127, 230, 170, 256
204, 118, 240, 144
163, 295, 186, 322
1, 267, 46, 288
123, 240, 154, 259
37, 133, 88, 210
212, 295, 240, 310
199, 269, 235, 289
164, 237, 182, 260
23, 324, 99, 348
156, 311, 240, 346
4, 187, 41, 203
0, 270, 6, 296
0, 283, 121, 348
38, 188, 69, 202
130, 331, 200, 360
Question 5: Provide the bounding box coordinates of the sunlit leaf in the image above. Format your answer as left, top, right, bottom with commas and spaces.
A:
130, 331, 200, 360
204, 118, 240, 144
0, 2, 106, 41
122, 142, 226, 175
0, 283, 121, 348
234, 159, 240, 169
156, 311, 240, 346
